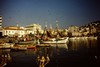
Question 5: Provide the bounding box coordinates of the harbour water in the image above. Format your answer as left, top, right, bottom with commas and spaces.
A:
0, 37, 100, 67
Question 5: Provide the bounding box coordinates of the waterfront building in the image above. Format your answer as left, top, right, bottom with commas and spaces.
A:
68, 25, 80, 36
89, 26, 96, 35
2, 26, 25, 37
68, 25, 79, 33
0, 16, 2, 29
25, 24, 43, 35
59, 29, 68, 37
96, 23, 100, 34
1, 24, 43, 37
79, 27, 89, 36
0, 16, 2, 36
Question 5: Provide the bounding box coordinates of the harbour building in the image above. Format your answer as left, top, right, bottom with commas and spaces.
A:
0, 16, 2, 36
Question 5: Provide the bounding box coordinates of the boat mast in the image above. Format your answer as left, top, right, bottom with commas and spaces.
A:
56, 20, 59, 37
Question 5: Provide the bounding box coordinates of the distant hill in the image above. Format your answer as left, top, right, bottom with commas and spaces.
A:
80, 21, 100, 28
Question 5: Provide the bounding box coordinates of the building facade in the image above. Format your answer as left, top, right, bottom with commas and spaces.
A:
25, 24, 43, 35
0, 16, 2, 36
68, 25, 80, 36
2, 24, 43, 37
2, 26, 25, 37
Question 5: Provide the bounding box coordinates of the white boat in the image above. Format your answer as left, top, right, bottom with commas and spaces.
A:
36, 44, 50, 47
18, 40, 35, 45
0, 43, 14, 49
11, 45, 27, 51
11, 46, 27, 51
41, 23, 69, 44
41, 37, 69, 44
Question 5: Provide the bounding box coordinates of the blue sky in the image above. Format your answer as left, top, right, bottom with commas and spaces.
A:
0, 0, 100, 28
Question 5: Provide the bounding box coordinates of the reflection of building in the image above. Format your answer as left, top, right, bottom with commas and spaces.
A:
2, 26, 25, 37
36, 55, 50, 67
0, 50, 11, 67
36, 47, 50, 67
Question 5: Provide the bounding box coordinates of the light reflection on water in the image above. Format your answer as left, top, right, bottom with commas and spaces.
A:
68, 38, 97, 51
0, 38, 99, 67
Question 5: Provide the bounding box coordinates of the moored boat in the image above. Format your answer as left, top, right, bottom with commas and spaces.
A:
18, 40, 35, 45
40, 37, 69, 44
0, 43, 14, 49
11, 45, 27, 51
36, 44, 50, 47
27, 45, 36, 49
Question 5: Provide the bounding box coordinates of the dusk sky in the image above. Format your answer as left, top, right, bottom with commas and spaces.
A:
0, 0, 100, 28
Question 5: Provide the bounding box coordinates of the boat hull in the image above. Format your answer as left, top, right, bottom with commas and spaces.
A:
27, 46, 36, 49
36, 44, 50, 47
41, 38, 68, 44
0, 43, 14, 49
11, 47, 27, 51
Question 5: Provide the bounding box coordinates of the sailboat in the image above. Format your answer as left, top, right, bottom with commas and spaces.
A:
40, 22, 69, 44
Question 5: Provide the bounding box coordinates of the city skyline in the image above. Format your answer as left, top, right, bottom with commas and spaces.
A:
0, 0, 100, 28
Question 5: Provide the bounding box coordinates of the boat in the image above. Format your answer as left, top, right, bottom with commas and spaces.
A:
36, 44, 50, 47
11, 47, 27, 51
11, 45, 27, 51
18, 40, 35, 45
0, 43, 14, 49
40, 37, 69, 44
27, 45, 36, 49
40, 23, 69, 44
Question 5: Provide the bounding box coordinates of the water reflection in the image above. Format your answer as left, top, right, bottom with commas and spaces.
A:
36, 47, 51, 67
67, 37, 97, 51
0, 49, 11, 67
0, 38, 99, 67
36, 55, 50, 67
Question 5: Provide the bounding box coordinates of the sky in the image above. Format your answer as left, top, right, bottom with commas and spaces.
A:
0, 0, 100, 29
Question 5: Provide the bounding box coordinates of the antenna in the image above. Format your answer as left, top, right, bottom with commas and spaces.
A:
16, 22, 19, 27
45, 21, 47, 28
50, 24, 52, 29
17, 24, 19, 27
56, 20, 59, 28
